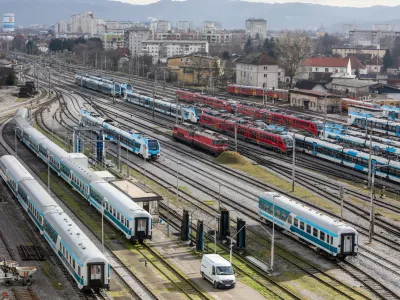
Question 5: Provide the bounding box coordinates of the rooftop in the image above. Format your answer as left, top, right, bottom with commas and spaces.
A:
143, 40, 207, 44
236, 52, 278, 65
331, 80, 374, 88
290, 89, 338, 98
303, 57, 366, 69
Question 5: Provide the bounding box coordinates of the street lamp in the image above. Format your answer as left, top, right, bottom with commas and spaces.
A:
369, 164, 390, 243
101, 198, 109, 253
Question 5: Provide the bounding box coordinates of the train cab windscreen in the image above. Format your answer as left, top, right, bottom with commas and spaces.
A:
148, 140, 159, 150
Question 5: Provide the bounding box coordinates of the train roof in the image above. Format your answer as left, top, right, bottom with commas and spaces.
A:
20, 180, 63, 214
259, 192, 356, 235
39, 138, 69, 159
0, 155, 34, 182
61, 157, 103, 183
45, 211, 107, 265
381, 105, 400, 112
349, 112, 400, 124
90, 181, 147, 219
15, 108, 29, 119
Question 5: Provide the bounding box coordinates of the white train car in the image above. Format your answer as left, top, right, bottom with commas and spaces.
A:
258, 192, 358, 259
0, 155, 110, 290
14, 111, 153, 242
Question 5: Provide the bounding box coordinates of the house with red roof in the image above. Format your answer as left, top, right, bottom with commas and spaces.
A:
302, 57, 367, 80
365, 55, 383, 74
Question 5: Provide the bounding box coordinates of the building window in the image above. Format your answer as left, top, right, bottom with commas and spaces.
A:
315, 68, 319, 72
325, 68, 329, 72
309, 67, 312, 72
264, 74, 267, 77
264, 66, 268, 70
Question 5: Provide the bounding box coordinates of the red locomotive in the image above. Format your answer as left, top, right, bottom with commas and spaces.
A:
199, 114, 293, 153
173, 123, 229, 155
227, 84, 289, 101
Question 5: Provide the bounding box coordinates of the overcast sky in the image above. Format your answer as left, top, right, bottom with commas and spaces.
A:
115, 0, 400, 7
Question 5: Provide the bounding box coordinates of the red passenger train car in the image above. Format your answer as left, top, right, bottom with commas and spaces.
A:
199, 114, 294, 153
176, 90, 322, 135
173, 123, 229, 155
227, 84, 289, 101
176, 90, 235, 113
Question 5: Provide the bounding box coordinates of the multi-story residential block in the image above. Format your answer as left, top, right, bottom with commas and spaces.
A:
70, 12, 104, 36
201, 31, 232, 44
151, 20, 171, 34
245, 18, 267, 40
105, 20, 137, 30
350, 30, 400, 46
125, 27, 151, 56
332, 46, 387, 58
343, 24, 358, 38
101, 33, 125, 50
201, 21, 221, 33
235, 52, 281, 88
176, 21, 193, 33
54, 21, 70, 34
373, 24, 396, 31
142, 40, 209, 63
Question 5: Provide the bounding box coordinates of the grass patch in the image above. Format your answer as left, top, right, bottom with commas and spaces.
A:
217, 152, 340, 214
178, 185, 192, 195
40, 261, 64, 290
202, 200, 216, 206
347, 196, 400, 222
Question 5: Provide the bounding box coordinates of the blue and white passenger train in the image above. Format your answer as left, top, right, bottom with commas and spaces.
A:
381, 105, 400, 121
348, 111, 400, 137
323, 127, 400, 156
80, 109, 160, 160
14, 109, 153, 242
0, 155, 110, 290
258, 192, 358, 259
75, 73, 121, 97
294, 133, 400, 183
125, 91, 200, 123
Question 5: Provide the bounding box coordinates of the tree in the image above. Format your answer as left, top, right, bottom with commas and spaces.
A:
262, 38, 278, 59
6, 71, 16, 86
12, 34, 25, 52
222, 51, 230, 60
276, 31, 313, 89
383, 49, 393, 70
192, 56, 209, 85
314, 33, 339, 56
26, 40, 39, 55
244, 38, 253, 54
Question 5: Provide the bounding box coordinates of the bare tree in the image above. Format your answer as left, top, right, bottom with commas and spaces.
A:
276, 31, 313, 89
192, 56, 209, 85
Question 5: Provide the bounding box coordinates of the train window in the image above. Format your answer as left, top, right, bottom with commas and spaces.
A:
117, 212, 120, 221
320, 231, 325, 241
78, 266, 81, 276
287, 215, 292, 224
281, 211, 286, 221
306, 225, 311, 234
73, 260, 75, 269
313, 228, 318, 237
300, 221, 304, 230
294, 218, 298, 227
326, 234, 331, 244
274, 208, 280, 218
330, 236, 333, 244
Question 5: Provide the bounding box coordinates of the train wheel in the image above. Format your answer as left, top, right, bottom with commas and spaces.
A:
24, 278, 32, 286
139, 239, 144, 244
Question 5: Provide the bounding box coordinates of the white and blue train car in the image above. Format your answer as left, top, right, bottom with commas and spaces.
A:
80, 109, 160, 159
294, 133, 400, 183
0, 155, 110, 290
323, 128, 400, 156
381, 105, 400, 121
75, 74, 121, 97
14, 109, 153, 242
258, 192, 358, 259
125, 91, 199, 123
347, 112, 400, 137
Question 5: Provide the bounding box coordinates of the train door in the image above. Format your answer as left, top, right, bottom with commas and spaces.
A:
135, 217, 148, 239
340, 233, 355, 255
396, 125, 400, 137
312, 143, 318, 156
88, 263, 104, 288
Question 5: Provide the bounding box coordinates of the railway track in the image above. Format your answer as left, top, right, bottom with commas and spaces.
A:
28, 62, 400, 298
11, 287, 39, 300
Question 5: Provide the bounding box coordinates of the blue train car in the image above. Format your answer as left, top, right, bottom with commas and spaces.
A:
75, 74, 121, 97
347, 111, 400, 137
80, 109, 160, 159
258, 192, 358, 259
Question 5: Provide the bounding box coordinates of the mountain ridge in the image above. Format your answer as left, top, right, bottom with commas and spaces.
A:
1, 0, 400, 31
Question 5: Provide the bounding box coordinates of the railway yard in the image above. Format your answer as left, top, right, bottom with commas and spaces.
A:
0, 54, 400, 300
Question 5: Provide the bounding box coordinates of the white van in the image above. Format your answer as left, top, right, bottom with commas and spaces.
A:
200, 254, 236, 289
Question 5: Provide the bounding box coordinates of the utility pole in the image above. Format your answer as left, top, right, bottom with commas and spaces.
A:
292, 133, 296, 192
369, 166, 376, 243
235, 106, 238, 152
323, 93, 327, 138
340, 187, 345, 221
368, 119, 372, 188
152, 71, 157, 119
175, 95, 179, 125
48, 69, 51, 96
95, 52, 98, 69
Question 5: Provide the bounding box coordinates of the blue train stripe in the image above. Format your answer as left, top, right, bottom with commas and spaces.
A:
290, 226, 338, 253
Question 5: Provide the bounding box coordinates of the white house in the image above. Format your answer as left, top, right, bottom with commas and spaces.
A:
366, 55, 383, 74
302, 57, 367, 78
235, 52, 281, 89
